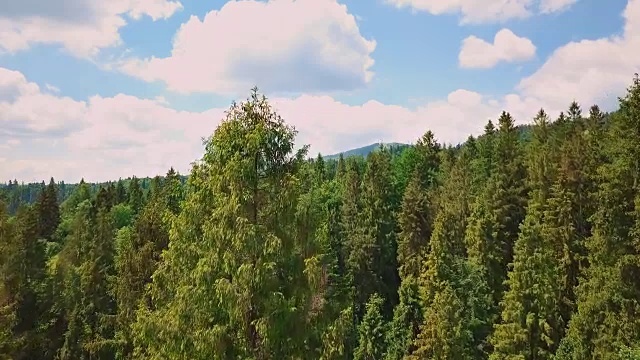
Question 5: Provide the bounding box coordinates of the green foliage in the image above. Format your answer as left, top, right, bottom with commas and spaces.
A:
133, 88, 312, 359
354, 293, 387, 360
384, 276, 422, 360
321, 306, 356, 360
466, 111, 528, 318
409, 284, 473, 360
557, 74, 640, 359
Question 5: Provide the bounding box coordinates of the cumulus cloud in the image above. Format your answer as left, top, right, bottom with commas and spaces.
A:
459, 29, 536, 69
1, 66, 553, 183
517, 0, 640, 111
0, 67, 218, 182
0, 67, 87, 138
117, 0, 376, 95
385, 0, 579, 23
0, 0, 182, 57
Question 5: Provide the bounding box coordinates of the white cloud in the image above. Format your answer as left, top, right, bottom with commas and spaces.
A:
117, 0, 376, 95
1, 66, 553, 183
45, 83, 60, 93
517, 0, 640, 111
385, 0, 579, 23
0, 67, 87, 137
539, 0, 578, 14
0, 0, 182, 58
459, 29, 536, 69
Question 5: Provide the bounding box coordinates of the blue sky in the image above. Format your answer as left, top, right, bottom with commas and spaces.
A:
0, 0, 637, 182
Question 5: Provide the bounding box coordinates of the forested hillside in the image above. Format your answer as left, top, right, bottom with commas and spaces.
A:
324, 142, 411, 160
1, 75, 640, 359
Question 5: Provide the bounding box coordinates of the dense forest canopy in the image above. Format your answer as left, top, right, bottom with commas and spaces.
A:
1, 76, 640, 359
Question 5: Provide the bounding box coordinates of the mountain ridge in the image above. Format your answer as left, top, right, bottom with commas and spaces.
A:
323, 142, 411, 160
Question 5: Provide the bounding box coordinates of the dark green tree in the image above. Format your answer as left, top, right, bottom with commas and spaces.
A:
353, 293, 387, 360
556, 75, 640, 359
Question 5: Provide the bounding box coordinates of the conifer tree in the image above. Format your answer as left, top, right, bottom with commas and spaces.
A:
384, 276, 421, 360
466, 111, 528, 312
489, 190, 560, 359
0, 201, 21, 357
353, 293, 387, 360
473, 120, 497, 186
37, 178, 60, 241
396, 130, 440, 281
489, 109, 567, 359
320, 306, 356, 360
163, 167, 183, 216
409, 284, 473, 360
411, 148, 489, 358
127, 177, 143, 214
349, 149, 399, 319
396, 169, 432, 281
133, 89, 312, 359
113, 194, 171, 358
336, 154, 346, 180
557, 74, 640, 359
115, 180, 127, 205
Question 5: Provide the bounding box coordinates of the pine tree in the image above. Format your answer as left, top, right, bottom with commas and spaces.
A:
348, 149, 399, 319
409, 285, 473, 360
466, 111, 528, 312
113, 194, 171, 358
384, 276, 421, 360
127, 177, 144, 215
163, 167, 183, 216
557, 74, 640, 359
57, 200, 94, 360
411, 148, 489, 359
396, 169, 432, 281
489, 196, 560, 359
396, 131, 440, 281
115, 180, 127, 205
353, 293, 387, 360
11, 204, 48, 357
81, 207, 117, 357
37, 178, 60, 241
133, 88, 312, 359
320, 306, 356, 360
0, 201, 21, 357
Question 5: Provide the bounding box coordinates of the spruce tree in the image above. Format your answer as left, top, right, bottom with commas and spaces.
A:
0, 201, 21, 357
127, 177, 143, 215
557, 74, 640, 358
353, 293, 387, 360
489, 109, 569, 359
349, 149, 399, 319
409, 284, 473, 360
320, 306, 356, 360
37, 178, 60, 241
466, 111, 528, 313
133, 89, 312, 359
396, 131, 440, 281
411, 148, 489, 358
113, 195, 170, 358
115, 180, 127, 205
384, 276, 421, 360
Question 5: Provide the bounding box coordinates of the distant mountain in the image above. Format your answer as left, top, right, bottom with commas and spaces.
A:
324, 142, 411, 160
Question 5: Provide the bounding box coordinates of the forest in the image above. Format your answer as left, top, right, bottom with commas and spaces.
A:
1, 74, 639, 360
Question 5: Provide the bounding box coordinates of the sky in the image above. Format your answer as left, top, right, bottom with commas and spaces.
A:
0, 0, 638, 183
